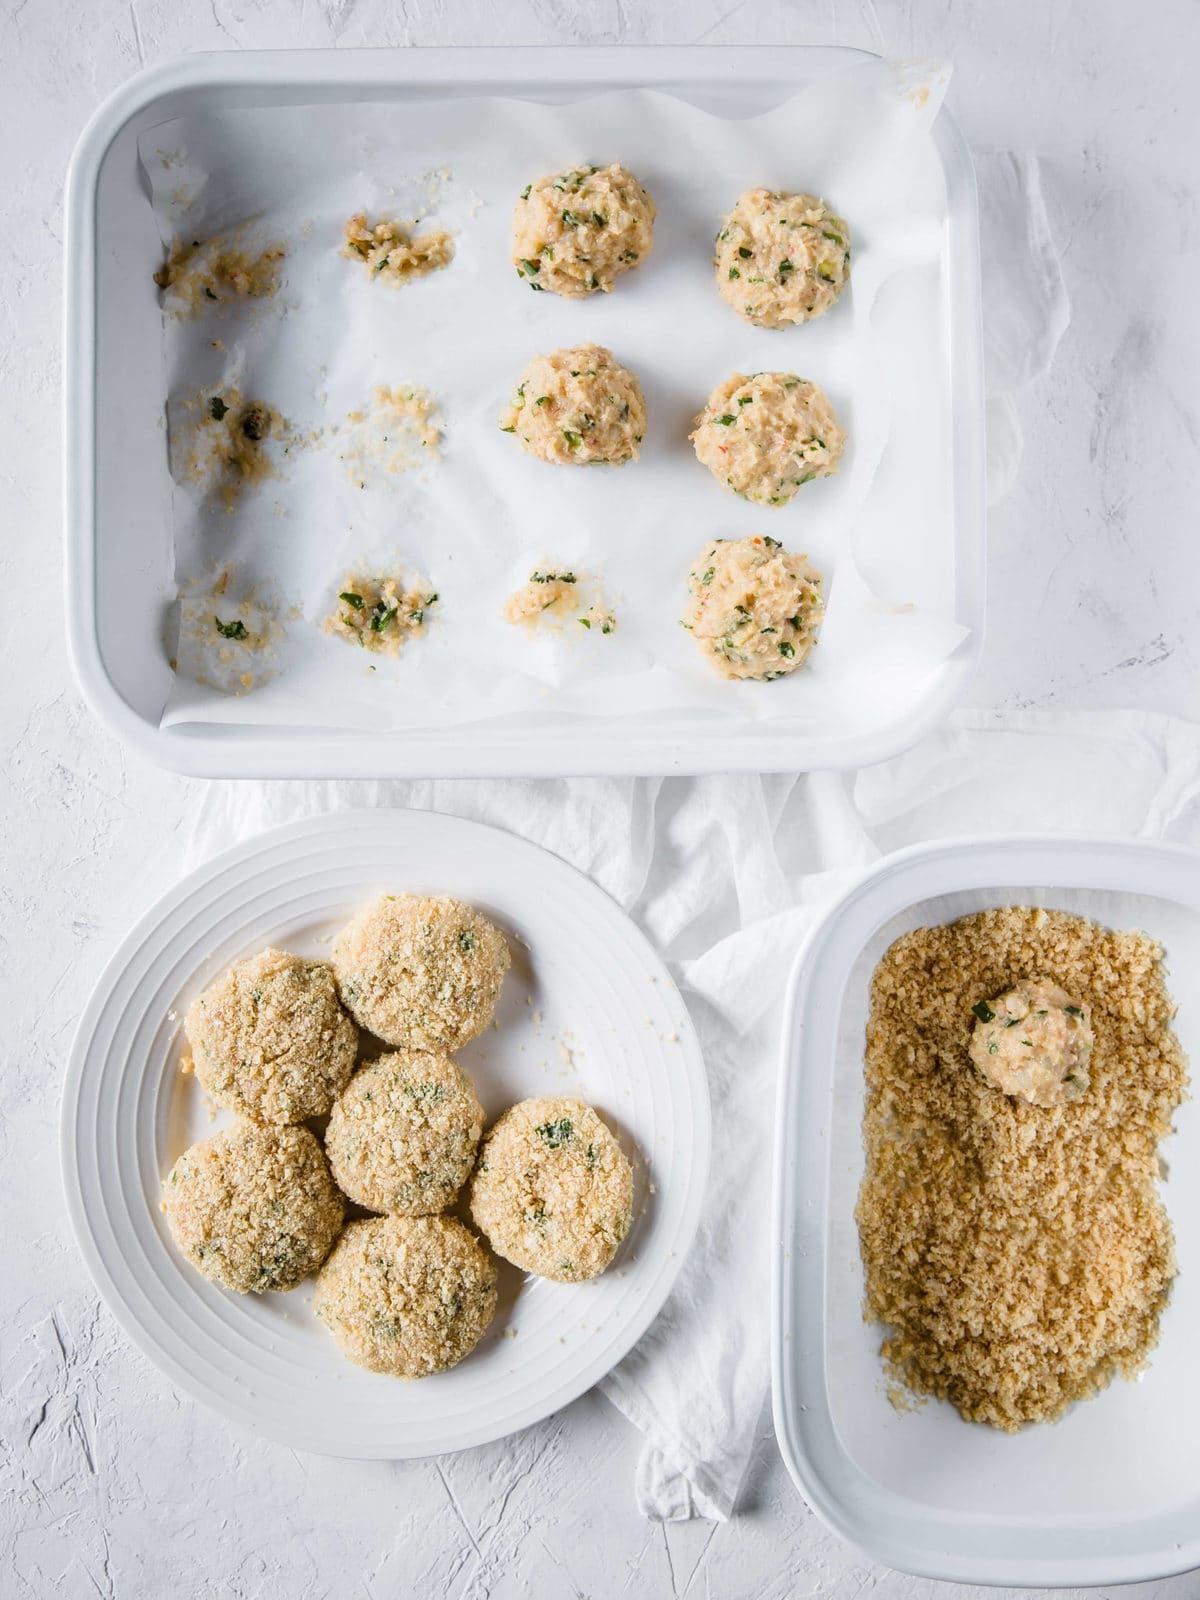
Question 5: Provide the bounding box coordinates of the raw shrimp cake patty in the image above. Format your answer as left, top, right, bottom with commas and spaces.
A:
683, 535, 824, 681
185, 947, 358, 1124
162, 1122, 344, 1295
715, 189, 850, 328
500, 345, 646, 466
325, 1050, 485, 1215
333, 894, 510, 1053
315, 1213, 498, 1378
969, 978, 1095, 1108
691, 371, 845, 507
469, 1097, 633, 1283
513, 163, 656, 298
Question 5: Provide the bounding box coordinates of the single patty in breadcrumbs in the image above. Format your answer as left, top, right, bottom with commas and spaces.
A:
469, 1097, 633, 1282
857, 906, 1188, 1432
162, 1121, 344, 1295
333, 894, 510, 1052
315, 1213, 497, 1377
325, 1050, 485, 1215
185, 948, 358, 1124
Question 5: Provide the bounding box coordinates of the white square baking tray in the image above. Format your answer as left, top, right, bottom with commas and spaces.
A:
772, 837, 1200, 1587
64, 46, 984, 779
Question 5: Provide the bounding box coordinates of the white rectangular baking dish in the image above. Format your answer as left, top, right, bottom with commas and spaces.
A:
772, 837, 1200, 1587
64, 45, 984, 779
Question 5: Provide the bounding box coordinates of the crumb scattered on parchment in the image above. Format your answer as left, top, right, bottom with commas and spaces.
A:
174, 564, 284, 695
323, 571, 438, 657
578, 601, 618, 635
503, 569, 617, 638
154, 229, 285, 317
340, 212, 455, 285
892, 58, 950, 109
503, 571, 578, 627
335, 385, 442, 488
416, 165, 453, 211
180, 391, 294, 512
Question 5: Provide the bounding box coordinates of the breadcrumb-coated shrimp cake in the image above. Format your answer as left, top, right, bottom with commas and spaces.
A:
185, 948, 358, 1124
315, 1214, 498, 1377
691, 371, 845, 507
469, 1098, 634, 1283
714, 189, 850, 328
162, 1122, 344, 1295
325, 1050, 485, 1215
333, 894, 510, 1053
512, 163, 656, 298
500, 345, 646, 466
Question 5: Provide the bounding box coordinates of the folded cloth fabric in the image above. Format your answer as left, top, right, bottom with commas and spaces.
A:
168, 147, 1084, 1523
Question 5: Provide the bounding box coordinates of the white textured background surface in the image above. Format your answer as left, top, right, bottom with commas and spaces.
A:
4, 1, 1200, 1596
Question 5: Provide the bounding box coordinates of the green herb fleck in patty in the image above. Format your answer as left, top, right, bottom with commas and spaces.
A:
535, 1118, 574, 1150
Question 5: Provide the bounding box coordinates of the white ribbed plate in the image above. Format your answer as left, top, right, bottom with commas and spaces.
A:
61, 808, 710, 1457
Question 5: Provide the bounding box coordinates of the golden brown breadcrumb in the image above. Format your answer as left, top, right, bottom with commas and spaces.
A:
857, 906, 1188, 1431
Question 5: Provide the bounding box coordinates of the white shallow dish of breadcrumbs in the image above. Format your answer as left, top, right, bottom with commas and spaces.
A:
772, 836, 1200, 1587
60, 808, 709, 1457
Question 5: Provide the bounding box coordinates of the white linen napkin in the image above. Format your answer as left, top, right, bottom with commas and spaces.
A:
170, 148, 1084, 1521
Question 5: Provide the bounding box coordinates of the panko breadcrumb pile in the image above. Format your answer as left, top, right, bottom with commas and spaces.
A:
857, 907, 1188, 1432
